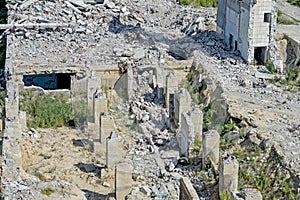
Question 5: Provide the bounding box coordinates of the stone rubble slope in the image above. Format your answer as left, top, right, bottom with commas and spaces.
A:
2, 0, 300, 199
6, 0, 215, 67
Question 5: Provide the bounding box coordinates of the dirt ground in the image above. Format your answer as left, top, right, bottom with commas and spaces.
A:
19, 127, 115, 199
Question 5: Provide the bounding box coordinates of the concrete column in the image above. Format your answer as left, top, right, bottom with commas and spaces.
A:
165, 71, 178, 109
179, 112, 194, 157
106, 132, 122, 168
219, 155, 239, 196
19, 111, 27, 131
94, 91, 108, 128
87, 71, 101, 123
174, 88, 191, 129
100, 114, 116, 143
126, 66, 134, 101
190, 108, 203, 141
5, 79, 19, 120
202, 130, 220, 166
155, 66, 164, 101
115, 160, 133, 200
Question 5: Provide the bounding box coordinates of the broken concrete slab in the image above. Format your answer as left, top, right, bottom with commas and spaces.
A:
179, 177, 199, 200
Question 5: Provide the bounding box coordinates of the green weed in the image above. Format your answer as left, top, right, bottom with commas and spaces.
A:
287, 0, 300, 7
19, 92, 74, 128
221, 122, 236, 136
277, 10, 298, 25
179, 0, 218, 7
41, 188, 54, 196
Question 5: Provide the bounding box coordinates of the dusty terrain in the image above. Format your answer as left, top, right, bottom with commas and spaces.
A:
20, 128, 114, 199
1, 0, 299, 199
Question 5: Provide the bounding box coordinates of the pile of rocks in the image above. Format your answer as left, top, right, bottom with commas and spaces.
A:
5, 0, 215, 67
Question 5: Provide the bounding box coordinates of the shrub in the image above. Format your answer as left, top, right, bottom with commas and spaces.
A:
179, 0, 218, 7
41, 188, 54, 196
287, 0, 300, 7
277, 10, 297, 25
221, 122, 235, 135
20, 92, 74, 128
270, 66, 300, 92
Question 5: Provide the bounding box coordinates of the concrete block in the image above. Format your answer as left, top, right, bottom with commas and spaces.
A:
219, 155, 239, 196
174, 88, 191, 128
106, 132, 122, 168
190, 108, 203, 141
202, 130, 220, 166
19, 111, 27, 131
100, 114, 116, 143
179, 112, 194, 157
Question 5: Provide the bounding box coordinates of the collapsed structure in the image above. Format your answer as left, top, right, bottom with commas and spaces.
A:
1, 0, 299, 199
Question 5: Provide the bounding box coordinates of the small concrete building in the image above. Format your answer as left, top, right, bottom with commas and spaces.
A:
217, 0, 277, 65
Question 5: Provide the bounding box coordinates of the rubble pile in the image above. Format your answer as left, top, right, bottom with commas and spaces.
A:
113, 68, 215, 199
5, 0, 216, 66
1, 0, 299, 199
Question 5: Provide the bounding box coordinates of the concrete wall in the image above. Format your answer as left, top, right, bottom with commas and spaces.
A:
216, 0, 227, 34
224, 0, 240, 50
217, 0, 276, 63
239, 6, 250, 61
252, 0, 272, 47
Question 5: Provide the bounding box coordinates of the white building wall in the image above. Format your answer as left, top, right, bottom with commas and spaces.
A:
252, 0, 272, 47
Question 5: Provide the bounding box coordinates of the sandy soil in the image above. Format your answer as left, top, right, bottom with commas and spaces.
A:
19, 127, 115, 199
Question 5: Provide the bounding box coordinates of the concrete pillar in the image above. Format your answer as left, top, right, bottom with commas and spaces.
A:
19, 111, 27, 131
219, 155, 239, 196
106, 132, 123, 168
2, 123, 22, 182
179, 112, 194, 157
87, 71, 101, 123
202, 130, 220, 166
115, 160, 133, 200
165, 71, 178, 109
126, 66, 134, 101
155, 66, 164, 101
190, 108, 203, 141
100, 114, 116, 143
174, 88, 191, 129
94, 91, 108, 128
5, 79, 19, 120
179, 177, 199, 200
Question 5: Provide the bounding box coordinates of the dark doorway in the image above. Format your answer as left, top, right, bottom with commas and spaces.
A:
254, 47, 267, 65
23, 73, 74, 90
57, 73, 72, 89
229, 34, 234, 49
